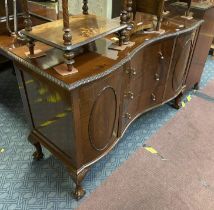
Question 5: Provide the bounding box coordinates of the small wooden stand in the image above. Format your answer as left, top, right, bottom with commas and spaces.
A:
21, 0, 132, 77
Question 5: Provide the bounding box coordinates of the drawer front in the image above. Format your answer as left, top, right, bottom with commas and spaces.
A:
124, 37, 175, 92
121, 85, 165, 133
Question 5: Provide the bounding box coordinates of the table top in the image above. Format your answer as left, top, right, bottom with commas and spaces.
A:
8, 16, 203, 91
22, 14, 128, 51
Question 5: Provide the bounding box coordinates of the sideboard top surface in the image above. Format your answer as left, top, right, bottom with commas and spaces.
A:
6, 16, 203, 90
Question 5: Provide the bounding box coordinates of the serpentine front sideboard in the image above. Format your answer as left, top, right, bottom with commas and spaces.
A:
3, 15, 203, 200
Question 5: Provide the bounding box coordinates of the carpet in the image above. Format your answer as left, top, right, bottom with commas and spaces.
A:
77, 80, 214, 210
0, 56, 214, 209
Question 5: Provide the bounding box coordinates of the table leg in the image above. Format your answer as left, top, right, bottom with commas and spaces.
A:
69, 167, 90, 200
82, 0, 89, 15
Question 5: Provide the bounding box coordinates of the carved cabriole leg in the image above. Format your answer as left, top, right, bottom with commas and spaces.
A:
82, 0, 89, 15
28, 132, 44, 161
68, 167, 90, 200
33, 143, 44, 160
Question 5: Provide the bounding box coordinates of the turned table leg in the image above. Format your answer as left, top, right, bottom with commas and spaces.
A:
64, 51, 75, 72
22, 0, 35, 56
27, 39, 35, 57
69, 168, 90, 200
62, 0, 76, 72
124, 0, 133, 44
21, 0, 32, 32
82, 0, 89, 15
119, 10, 128, 46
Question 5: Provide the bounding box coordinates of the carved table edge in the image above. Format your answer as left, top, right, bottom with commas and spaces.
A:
5, 20, 203, 91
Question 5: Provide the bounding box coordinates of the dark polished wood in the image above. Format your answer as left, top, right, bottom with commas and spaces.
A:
166, 0, 214, 90
6, 15, 202, 200
22, 1, 132, 72
82, 0, 89, 15
22, 0, 33, 32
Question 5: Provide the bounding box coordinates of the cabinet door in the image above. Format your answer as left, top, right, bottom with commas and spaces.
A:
164, 32, 193, 101
78, 67, 123, 165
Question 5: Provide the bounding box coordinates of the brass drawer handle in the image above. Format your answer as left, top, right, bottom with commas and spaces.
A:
124, 113, 132, 120
155, 73, 160, 81
131, 68, 137, 76
125, 68, 137, 77
151, 93, 156, 101
158, 52, 164, 60
124, 91, 134, 100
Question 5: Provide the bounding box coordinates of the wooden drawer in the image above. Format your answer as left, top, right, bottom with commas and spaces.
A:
124, 37, 175, 92
123, 73, 162, 100
120, 85, 165, 133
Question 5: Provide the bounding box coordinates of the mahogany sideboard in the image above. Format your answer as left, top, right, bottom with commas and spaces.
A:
4, 15, 202, 199
166, 0, 214, 90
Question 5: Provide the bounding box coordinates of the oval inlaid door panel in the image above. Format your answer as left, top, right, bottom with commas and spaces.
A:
172, 39, 192, 92
88, 86, 117, 151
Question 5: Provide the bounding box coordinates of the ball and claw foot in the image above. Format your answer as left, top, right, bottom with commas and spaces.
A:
194, 83, 200, 90
33, 150, 44, 161
73, 185, 86, 200
172, 92, 183, 110
173, 101, 181, 110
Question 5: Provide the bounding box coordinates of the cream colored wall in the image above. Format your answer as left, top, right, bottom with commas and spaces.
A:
60, 0, 112, 18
